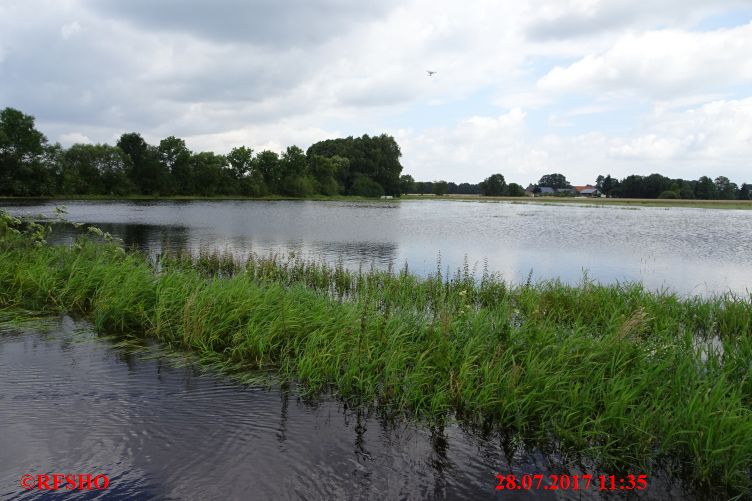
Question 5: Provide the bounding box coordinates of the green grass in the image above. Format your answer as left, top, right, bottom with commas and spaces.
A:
1, 222, 751, 494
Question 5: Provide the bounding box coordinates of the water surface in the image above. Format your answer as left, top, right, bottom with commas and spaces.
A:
2, 199, 751, 296
0, 317, 691, 500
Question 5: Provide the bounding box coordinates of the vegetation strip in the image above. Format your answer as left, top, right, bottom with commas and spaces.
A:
1, 213, 751, 494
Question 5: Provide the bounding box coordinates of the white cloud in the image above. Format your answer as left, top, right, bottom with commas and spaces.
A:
538, 23, 752, 98
398, 99, 752, 185
61, 21, 81, 40
1, 0, 751, 186
59, 132, 92, 145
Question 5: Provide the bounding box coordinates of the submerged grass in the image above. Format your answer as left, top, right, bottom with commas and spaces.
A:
1, 222, 752, 494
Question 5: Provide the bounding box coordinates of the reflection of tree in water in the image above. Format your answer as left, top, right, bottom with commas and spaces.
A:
429, 423, 452, 498
85, 223, 191, 254
315, 241, 399, 271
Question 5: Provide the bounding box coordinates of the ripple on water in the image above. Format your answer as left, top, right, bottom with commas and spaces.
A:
1, 317, 695, 500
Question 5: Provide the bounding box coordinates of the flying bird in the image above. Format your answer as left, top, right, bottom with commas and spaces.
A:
426, 70, 436, 76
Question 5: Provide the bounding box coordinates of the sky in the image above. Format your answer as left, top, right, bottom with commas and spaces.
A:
1, 0, 751, 185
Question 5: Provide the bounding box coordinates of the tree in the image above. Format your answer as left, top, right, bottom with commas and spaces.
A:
695, 176, 718, 200
714, 176, 737, 200
226, 146, 254, 180
255, 150, 280, 192
190, 152, 231, 196
159, 136, 192, 195
507, 182, 526, 197
479, 173, 507, 196
433, 180, 449, 196
306, 134, 403, 195
117, 133, 169, 195
738, 183, 751, 200
350, 175, 384, 197
0, 107, 48, 195
61, 144, 133, 195
595, 174, 618, 197
399, 174, 415, 195
538, 173, 569, 190
278, 145, 313, 196
309, 154, 344, 196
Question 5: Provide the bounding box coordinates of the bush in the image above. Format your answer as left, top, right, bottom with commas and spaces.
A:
658, 190, 679, 199
350, 176, 384, 198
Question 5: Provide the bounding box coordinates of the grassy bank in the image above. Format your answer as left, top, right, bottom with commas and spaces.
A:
0, 194, 380, 202
3, 194, 752, 209
1, 219, 751, 493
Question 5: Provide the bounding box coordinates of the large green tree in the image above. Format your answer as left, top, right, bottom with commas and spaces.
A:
117, 133, 170, 195
538, 173, 570, 190
158, 136, 192, 195
0, 107, 50, 195
480, 173, 507, 196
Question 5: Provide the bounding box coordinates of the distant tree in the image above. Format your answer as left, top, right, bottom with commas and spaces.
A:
507, 182, 526, 197
479, 173, 507, 196
191, 152, 230, 196
538, 173, 570, 190
226, 146, 254, 181
595, 174, 618, 197
117, 133, 170, 195
350, 175, 384, 197
658, 190, 679, 199
414, 181, 433, 195
433, 180, 449, 196
279, 145, 314, 197
158, 136, 192, 195
255, 150, 281, 192
309, 154, 345, 196
695, 176, 718, 200
738, 183, 751, 200
399, 174, 415, 194
714, 176, 737, 200
679, 180, 695, 199
61, 144, 134, 195
456, 182, 480, 195
307, 134, 403, 195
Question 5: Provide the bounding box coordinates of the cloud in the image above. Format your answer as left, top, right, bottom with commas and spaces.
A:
59, 132, 92, 145
60, 21, 81, 40
537, 23, 752, 99
398, 99, 752, 184
525, 0, 748, 40
1, 0, 750, 186
88, 0, 398, 47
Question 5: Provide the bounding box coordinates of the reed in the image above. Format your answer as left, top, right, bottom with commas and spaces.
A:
1, 219, 751, 494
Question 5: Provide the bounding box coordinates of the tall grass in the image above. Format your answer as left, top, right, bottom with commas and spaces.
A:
1, 223, 751, 494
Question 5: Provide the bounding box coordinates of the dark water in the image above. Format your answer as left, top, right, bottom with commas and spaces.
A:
2, 199, 751, 296
0, 317, 693, 500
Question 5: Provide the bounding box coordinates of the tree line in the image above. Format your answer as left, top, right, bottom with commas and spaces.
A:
0, 107, 403, 198
593, 173, 750, 200
409, 171, 751, 200
3, 107, 748, 200
399, 174, 527, 197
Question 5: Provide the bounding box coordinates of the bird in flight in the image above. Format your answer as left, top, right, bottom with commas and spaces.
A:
426, 70, 436, 76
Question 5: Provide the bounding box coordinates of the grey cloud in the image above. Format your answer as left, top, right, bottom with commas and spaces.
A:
89, 0, 398, 47
526, 0, 748, 40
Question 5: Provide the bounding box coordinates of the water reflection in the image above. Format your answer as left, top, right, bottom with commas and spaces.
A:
2, 199, 751, 296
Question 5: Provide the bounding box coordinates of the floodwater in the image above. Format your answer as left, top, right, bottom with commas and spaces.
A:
2, 199, 751, 296
0, 317, 692, 500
